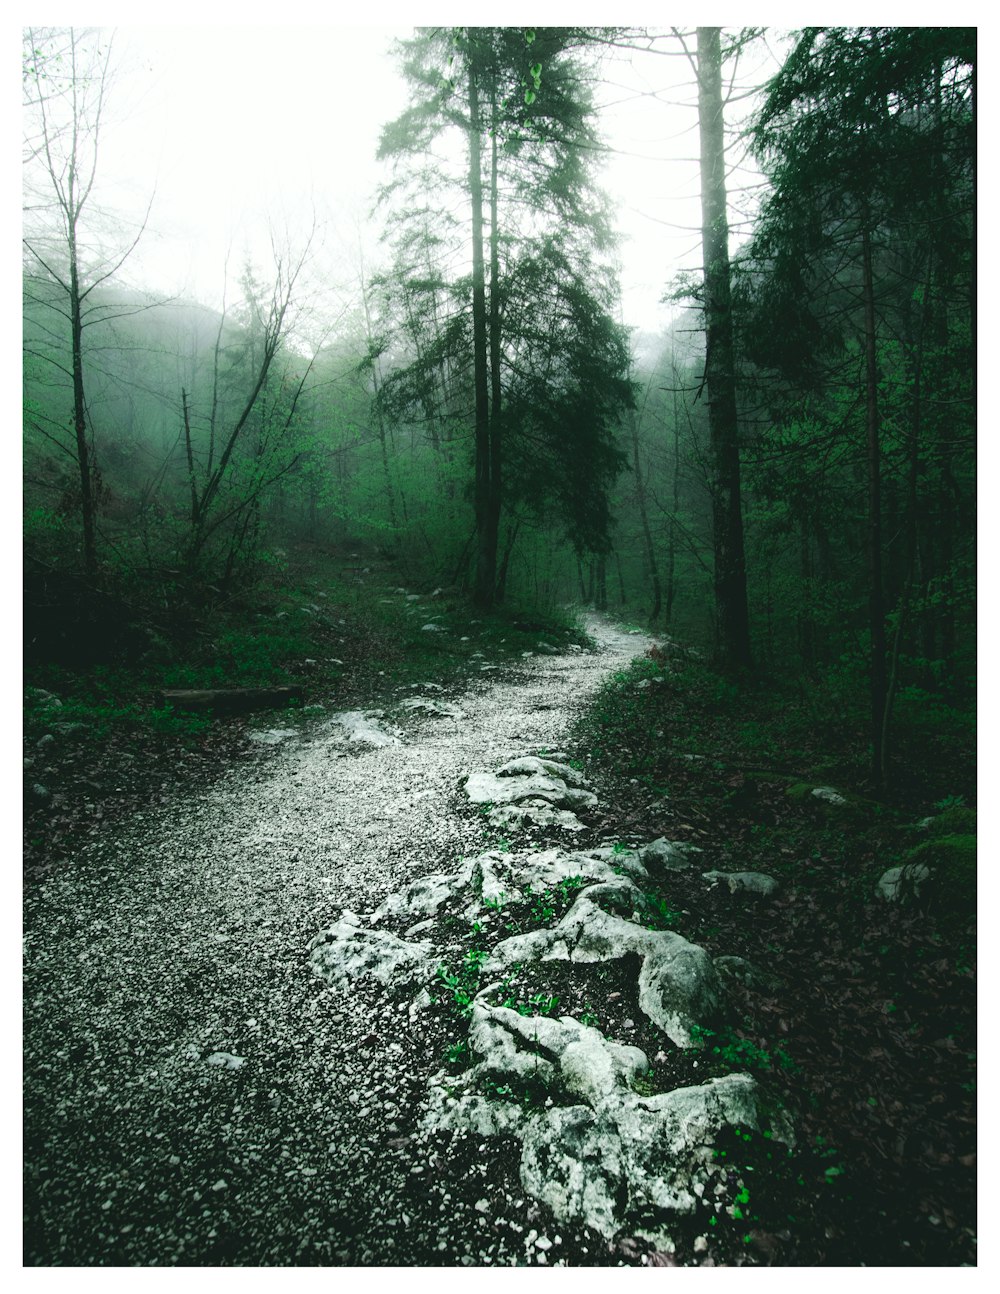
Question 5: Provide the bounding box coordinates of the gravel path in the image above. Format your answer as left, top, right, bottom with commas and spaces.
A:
24, 618, 650, 1267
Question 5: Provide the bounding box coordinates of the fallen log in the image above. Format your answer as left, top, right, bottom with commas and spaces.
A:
158, 686, 303, 715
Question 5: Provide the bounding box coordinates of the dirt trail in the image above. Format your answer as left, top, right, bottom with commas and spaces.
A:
23, 618, 651, 1266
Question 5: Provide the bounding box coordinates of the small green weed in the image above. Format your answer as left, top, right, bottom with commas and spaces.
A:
436, 948, 487, 1017
688, 1025, 797, 1075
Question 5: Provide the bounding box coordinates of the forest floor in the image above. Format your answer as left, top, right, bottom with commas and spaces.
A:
22, 590, 976, 1267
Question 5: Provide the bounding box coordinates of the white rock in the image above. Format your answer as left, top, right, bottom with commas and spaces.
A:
465, 771, 596, 811
877, 863, 932, 903
811, 786, 847, 805
309, 921, 435, 990
640, 838, 700, 871
496, 755, 591, 789
248, 729, 298, 745
205, 1052, 245, 1070
488, 803, 585, 833
701, 871, 779, 897
328, 711, 402, 748
487, 884, 721, 1047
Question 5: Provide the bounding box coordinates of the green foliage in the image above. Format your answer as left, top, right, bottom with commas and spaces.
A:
688, 1024, 797, 1075
436, 948, 488, 1017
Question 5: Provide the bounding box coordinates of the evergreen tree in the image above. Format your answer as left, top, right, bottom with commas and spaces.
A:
741, 26, 975, 783
376, 26, 632, 607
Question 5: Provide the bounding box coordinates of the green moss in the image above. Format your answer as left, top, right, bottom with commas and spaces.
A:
926, 807, 977, 838
906, 834, 975, 886
903, 834, 976, 921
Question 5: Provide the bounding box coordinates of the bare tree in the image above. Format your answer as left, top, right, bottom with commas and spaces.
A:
181, 228, 322, 578
23, 26, 154, 578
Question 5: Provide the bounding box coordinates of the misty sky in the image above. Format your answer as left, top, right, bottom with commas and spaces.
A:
35, 21, 783, 344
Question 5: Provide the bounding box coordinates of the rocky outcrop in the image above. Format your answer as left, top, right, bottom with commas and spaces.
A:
327, 711, 402, 748
424, 1002, 792, 1249
486, 882, 722, 1048
310, 811, 785, 1252
464, 752, 597, 831
702, 870, 780, 897
309, 917, 435, 990
641, 838, 702, 871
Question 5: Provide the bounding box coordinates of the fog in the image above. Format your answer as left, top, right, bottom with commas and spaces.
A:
27, 22, 781, 343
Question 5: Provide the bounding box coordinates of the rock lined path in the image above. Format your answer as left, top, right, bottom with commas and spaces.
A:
24, 619, 655, 1266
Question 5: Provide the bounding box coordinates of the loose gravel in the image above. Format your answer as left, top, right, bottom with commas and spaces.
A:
24, 619, 652, 1266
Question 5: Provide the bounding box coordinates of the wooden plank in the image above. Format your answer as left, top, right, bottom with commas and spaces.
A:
158, 686, 302, 715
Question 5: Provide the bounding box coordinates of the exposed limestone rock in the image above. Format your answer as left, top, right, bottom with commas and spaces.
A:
812, 786, 847, 805
309, 919, 434, 990
702, 870, 780, 897
370, 852, 510, 925
486, 884, 722, 1047
640, 838, 702, 871
328, 711, 402, 748
400, 697, 464, 719
522, 845, 648, 888
520, 1075, 774, 1245
877, 862, 932, 903
489, 802, 586, 833
424, 1002, 791, 1248
495, 755, 590, 788
369, 845, 649, 928
464, 770, 596, 811
247, 728, 298, 745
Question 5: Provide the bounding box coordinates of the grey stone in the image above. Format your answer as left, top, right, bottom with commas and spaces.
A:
812, 786, 847, 805
328, 711, 402, 748
205, 1052, 245, 1070
309, 920, 434, 990
701, 870, 779, 897
640, 838, 701, 871
465, 770, 596, 812
248, 728, 298, 745
877, 863, 932, 903
487, 883, 721, 1047
496, 754, 590, 788
424, 1004, 791, 1249
489, 802, 586, 833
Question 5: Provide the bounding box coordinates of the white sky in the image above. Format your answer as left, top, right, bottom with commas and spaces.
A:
20, 17, 787, 345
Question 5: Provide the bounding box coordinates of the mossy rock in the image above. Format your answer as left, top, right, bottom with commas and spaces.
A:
905, 834, 976, 921
926, 807, 977, 838
785, 782, 874, 821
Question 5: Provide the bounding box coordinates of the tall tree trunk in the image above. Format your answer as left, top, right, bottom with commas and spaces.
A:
629, 411, 661, 624
486, 86, 503, 601
664, 358, 682, 626
359, 260, 400, 542
862, 223, 888, 787
495, 520, 520, 604
68, 227, 97, 579
468, 36, 494, 609
596, 556, 608, 612
696, 26, 751, 672
614, 550, 627, 606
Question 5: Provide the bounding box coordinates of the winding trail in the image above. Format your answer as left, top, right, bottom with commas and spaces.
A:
24, 618, 651, 1266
